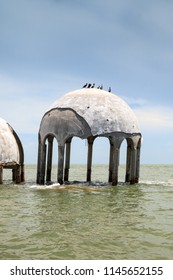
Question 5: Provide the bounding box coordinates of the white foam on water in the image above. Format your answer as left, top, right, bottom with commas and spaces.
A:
29, 182, 61, 189
139, 179, 173, 187
28, 181, 110, 193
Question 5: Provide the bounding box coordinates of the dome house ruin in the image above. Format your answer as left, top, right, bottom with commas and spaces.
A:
0, 117, 24, 184
36, 87, 142, 186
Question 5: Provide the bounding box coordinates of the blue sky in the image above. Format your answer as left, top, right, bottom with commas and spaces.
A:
0, 0, 173, 164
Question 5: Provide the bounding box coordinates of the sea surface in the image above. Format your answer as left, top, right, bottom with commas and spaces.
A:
0, 164, 173, 260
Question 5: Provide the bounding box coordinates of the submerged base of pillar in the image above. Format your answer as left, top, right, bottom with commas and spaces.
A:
130, 178, 139, 184
112, 180, 118, 186
130, 179, 136, 184
58, 179, 64, 185
64, 168, 69, 182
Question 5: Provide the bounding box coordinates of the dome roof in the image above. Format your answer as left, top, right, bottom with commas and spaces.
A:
0, 117, 20, 164
49, 88, 140, 135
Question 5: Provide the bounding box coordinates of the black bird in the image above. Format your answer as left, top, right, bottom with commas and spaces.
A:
91, 83, 95, 88
83, 83, 88, 88
97, 85, 100, 89
100, 84, 103, 90
108, 87, 111, 92
87, 83, 92, 88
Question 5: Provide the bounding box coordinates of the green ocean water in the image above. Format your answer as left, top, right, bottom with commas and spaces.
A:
0, 164, 173, 260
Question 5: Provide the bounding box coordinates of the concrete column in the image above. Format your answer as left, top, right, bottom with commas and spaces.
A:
125, 144, 131, 183
58, 144, 65, 185
108, 142, 113, 182
36, 140, 41, 184
12, 168, 16, 182
135, 138, 141, 183
64, 137, 72, 182
0, 167, 3, 184
20, 164, 25, 182
130, 147, 137, 184
15, 165, 22, 184
37, 136, 43, 184
109, 137, 124, 186
37, 141, 47, 185
11, 127, 24, 182
86, 136, 95, 182
111, 145, 120, 186
46, 137, 53, 183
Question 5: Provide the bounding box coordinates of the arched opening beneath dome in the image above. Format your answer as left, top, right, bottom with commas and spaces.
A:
37, 132, 142, 186
90, 137, 110, 182
38, 135, 88, 184
0, 164, 24, 184
69, 137, 87, 182
37, 134, 55, 185
45, 135, 55, 183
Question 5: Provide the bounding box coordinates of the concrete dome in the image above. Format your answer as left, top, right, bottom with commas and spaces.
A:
37, 87, 142, 186
0, 117, 20, 164
50, 88, 140, 135
0, 117, 24, 184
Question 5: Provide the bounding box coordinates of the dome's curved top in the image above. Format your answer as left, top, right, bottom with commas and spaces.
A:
0, 117, 20, 164
48, 88, 140, 136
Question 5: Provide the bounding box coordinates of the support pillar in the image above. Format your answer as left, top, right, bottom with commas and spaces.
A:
46, 137, 53, 183
12, 168, 16, 182
112, 145, 120, 186
64, 137, 72, 182
86, 136, 95, 182
37, 141, 47, 185
108, 142, 113, 182
130, 147, 137, 184
0, 167, 3, 184
58, 144, 65, 185
125, 144, 131, 183
110, 137, 123, 186
20, 164, 25, 182
135, 138, 141, 183
15, 165, 22, 184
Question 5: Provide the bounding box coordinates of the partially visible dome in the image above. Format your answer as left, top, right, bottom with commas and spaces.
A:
0, 117, 20, 164
49, 88, 140, 135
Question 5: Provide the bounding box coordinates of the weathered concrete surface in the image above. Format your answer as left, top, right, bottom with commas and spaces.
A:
0, 117, 24, 183
0, 118, 20, 164
40, 108, 92, 145
50, 88, 140, 135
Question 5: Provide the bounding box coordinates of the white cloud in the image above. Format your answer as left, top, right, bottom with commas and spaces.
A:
134, 105, 173, 131
121, 95, 148, 107
0, 98, 46, 134
0, 73, 84, 134
0, 75, 53, 133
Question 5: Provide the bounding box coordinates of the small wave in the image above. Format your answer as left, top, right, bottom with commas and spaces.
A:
166, 179, 173, 186
28, 181, 111, 193
29, 182, 61, 189
28, 179, 173, 191
139, 179, 173, 187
